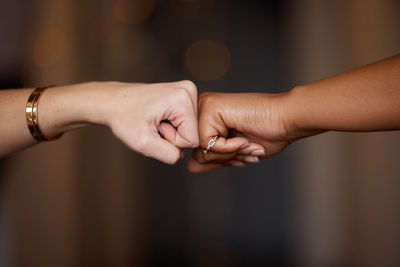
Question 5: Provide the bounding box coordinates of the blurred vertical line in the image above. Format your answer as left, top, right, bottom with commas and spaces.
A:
289, 0, 354, 266
345, 1, 400, 266
0, 0, 31, 265
290, 0, 400, 266
100, 1, 147, 265
182, 1, 233, 266
3, 0, 82, 266
2, 0, 150, 266
25, 0, 80, 84
70, 1, 147, 266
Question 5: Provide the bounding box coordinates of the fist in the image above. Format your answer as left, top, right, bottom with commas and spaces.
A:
101, 80, 199, 164
188, 92, 293, 172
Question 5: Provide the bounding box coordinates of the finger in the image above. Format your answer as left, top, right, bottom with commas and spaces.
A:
175, 80, 198, 115
191, 147, 238, 164
160, 122, 202, 160
228, 130, 266, 156
173, 113, 199, 148
188, 158, 224, 173
225, 160, 245, 168
168, 96, 199, 148
158, 121, 176, 142
197, 105, 248, 153
139, 132, 182, 165
207, 136, 250, 153
233, 154, 260, 163
237, 143, 265, 155
197, 93, 230, 150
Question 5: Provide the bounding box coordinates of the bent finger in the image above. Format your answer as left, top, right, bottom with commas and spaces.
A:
233, 154, 261, 163
168, 109, 199, 148
187, 158, 223, 173
140, 132, 182, 165
175, 80, 198, 115
204, 136, 249, 154
191, 147, 238, 164
237, 143, 265, 155
159, 121, 176, 142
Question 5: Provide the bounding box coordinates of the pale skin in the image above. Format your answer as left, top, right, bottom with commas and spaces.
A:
0, 80, 202, 164
2, 55, 400, 168
188, 54, 400, 173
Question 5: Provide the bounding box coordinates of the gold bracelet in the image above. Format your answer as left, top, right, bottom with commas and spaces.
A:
26, 86, 63, 142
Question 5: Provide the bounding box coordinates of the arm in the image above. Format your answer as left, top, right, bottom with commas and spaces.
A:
287, 54, 400, 136
189, 54, 400, 172
1, 81, 199, 164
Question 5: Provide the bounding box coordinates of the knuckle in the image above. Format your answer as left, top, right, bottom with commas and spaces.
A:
193, 150, 206, 164
162, 147, 180, 165
175, 87, 190, 101
191, 137, 200, 148
173, 89, 194, 111
200, 150, 212, 163
169, 152, 180, 165
199, 91, 212, 99
198, 92, 215, 107
179, 80, 197, 93
136, 136, 151, 153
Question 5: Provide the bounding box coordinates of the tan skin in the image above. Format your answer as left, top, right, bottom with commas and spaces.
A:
187, 54, 400, 173
2, 55, 399, 168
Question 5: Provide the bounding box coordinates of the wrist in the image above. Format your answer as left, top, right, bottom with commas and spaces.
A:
38, 82, 109, 137
71, 81, 116, 126
283, 85, 325, 140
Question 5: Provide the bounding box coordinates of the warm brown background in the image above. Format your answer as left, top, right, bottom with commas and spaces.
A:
1, 0, 400, 266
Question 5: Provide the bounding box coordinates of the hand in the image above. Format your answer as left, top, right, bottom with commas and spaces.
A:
89, 81, 199, 164
188, 92, 296, 172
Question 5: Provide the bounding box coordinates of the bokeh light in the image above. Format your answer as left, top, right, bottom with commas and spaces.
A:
185, 40, 231, 81
114, 0, 156, 25
33, 26, 66, 67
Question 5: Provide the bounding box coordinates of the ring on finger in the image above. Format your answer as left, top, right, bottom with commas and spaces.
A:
202, 136, 218, 154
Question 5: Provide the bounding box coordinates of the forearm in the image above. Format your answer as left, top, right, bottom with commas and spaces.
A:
0, 88, 35, 156
1, 80, 199, 164
0, 82, 103, 157
286, 54, 400, 138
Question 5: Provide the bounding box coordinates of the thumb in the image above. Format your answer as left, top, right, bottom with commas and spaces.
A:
158, 121, 176, 142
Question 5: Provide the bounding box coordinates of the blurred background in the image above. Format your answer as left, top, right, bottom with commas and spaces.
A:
1, 0, 400, 266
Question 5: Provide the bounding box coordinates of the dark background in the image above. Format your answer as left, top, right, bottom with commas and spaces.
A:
1, 0, 400, 267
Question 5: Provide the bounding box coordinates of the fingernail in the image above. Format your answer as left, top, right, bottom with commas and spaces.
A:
229, 161, 245, 167
240, 143, 250, 149
247, 144, 260, 150
243, 156, 259, 163
251, 150, 265, 156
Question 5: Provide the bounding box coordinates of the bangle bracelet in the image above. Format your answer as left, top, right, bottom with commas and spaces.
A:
26, 86, 63, 142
